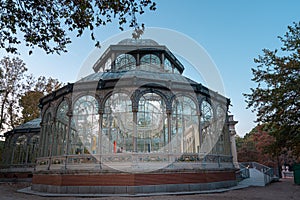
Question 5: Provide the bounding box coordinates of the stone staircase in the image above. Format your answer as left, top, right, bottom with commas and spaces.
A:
239, 168, 267, 186
237, 162, 276, 187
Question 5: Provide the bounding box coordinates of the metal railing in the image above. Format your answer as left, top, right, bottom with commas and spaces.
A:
236, 163, 250, 181
241, 162, 275, 185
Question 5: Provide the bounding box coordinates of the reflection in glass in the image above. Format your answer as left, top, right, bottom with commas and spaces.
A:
104, 58, 112, 72
54, 100, 69, 156
13, 135, 27, 164
103, 93, 132, 153
140, 54, 161, 72
200, 100, 214, 153
137, 93, 166, 153
40, 111, 51, 157
73, 96, 99, 155
172, 96, 198, 153
115, 54, 136, 71
216, 105, 226, 154
164, 58, 172, 73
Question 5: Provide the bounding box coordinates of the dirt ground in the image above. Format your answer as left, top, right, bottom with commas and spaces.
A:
0, 178, 299, 200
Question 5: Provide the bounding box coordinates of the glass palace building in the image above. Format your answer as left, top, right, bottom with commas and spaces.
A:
31, 39, 237, 194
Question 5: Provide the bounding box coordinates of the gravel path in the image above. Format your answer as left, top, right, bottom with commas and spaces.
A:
0, 178, 299, 200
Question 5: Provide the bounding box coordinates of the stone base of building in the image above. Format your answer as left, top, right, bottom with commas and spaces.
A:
32, 170, 237, 194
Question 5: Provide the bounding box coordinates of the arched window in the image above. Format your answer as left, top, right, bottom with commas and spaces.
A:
171, 96, 198, 153
164, 58, 173, 73
12, 135, 27, 164
174, 68, 180, 74
201, 100, 213, 123
115, 54, 136, 71
104, 58, 112, 71
215, 105, 227, 154
140, 54, 161, 72
216, 105, 226, 130
137, 93, 166, 153
27, 135, 39, 163
200, 100, 214, 154
73, 95, 99, 155
98, 66, 104, 73
40, 110, 51, 157
103, 93, 132, 153
53, 100, 69, 156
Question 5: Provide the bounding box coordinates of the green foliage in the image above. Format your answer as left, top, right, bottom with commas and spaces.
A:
0, 0, 156, 55
0, 56, 28, 130
235, 135, 243, 149
19, 91, 44, 123
20, 76, 63, 123
34, 76, 63, 94
244, 22, 300, 158
237, 125, 277, 166
0, 56, 64, 131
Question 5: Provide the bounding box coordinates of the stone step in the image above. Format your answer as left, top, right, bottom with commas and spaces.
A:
238, 168, 267, 187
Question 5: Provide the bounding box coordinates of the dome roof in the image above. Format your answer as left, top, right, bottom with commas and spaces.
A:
92, 38, 185, 74
118, 39, 159, 46
78, 70, 198, 85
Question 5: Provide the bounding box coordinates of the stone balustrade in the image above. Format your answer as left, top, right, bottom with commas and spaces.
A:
35, 153, 234, 172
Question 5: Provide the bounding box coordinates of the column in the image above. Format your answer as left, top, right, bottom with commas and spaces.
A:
182, 115, 185, 153
47, 121, 54, 170
108, 115, 112, 153
167, 110, 171, 153
25, 137, 29, 165
65, 112, 72, 169
161, 53, 165, 71
111, 52, 115, 70
43, 124, 49, 157
10, 141, 16, 165
39, 123, 45, 157
197, 112, 202, 153
228, 115, 239, 168
98, 110, 103, 167
132, 110, 138, 152
136, 53, 140, 68
230, 130, 239, 168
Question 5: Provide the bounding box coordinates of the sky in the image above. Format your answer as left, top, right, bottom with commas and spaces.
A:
1, 0, 300, 137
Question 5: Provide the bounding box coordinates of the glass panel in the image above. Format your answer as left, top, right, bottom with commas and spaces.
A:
104, 58, 112, 71
164, 58, 173, 73
73, 96, 99, 155
98, 66, 104, 72
216, 105, 226, 154
28, 135, 39, 163
174, 68, 180, 74
216, 105, 226, 131
200, 100, 214, 154
201, 101, 213, 122
13, 135, 27, 164
54, 100, 69, 156
171, 96, 198, 153
140, 54, 161, 72
41, 111, 51, 157
103, 93, 132, 153
115, 54, 136, 71
137, 93, 166, 153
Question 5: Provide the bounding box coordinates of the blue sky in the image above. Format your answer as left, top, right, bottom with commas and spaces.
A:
1, 0, 300, 136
